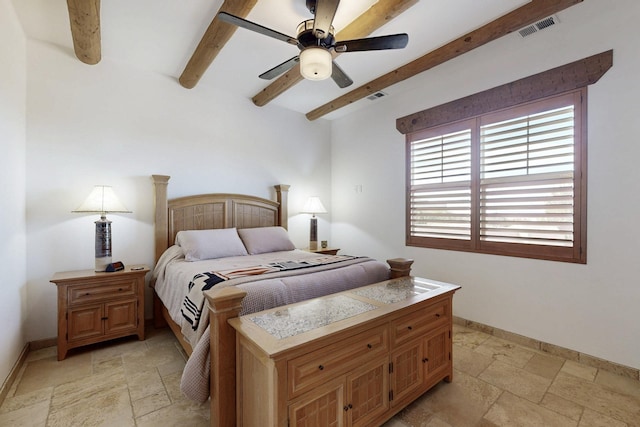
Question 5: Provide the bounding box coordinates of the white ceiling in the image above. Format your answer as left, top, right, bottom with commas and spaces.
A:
12, 0, 531, 119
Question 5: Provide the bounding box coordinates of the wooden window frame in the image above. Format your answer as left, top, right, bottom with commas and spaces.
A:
397, 51, 614, 264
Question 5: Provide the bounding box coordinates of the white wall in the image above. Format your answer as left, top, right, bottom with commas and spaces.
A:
24, 40, 333, 342
332, 0, 640, 369
0, 0, 27, 384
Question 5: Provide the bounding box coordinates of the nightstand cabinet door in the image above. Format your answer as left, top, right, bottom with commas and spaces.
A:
105, 299, 138, 334
68, 303, 103, 342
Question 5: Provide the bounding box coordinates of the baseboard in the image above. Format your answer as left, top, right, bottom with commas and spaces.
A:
453, 316, 639, 382
0, 343, 29, 407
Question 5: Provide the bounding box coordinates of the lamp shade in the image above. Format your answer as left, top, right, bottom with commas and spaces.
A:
299, 47, 332, 81
301, 197, 327, 215
73, 185, 131, 214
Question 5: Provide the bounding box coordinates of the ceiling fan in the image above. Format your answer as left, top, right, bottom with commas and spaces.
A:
217, 0, 409, 88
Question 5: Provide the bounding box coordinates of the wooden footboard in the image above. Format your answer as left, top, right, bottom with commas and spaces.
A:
205, 260, 414, 427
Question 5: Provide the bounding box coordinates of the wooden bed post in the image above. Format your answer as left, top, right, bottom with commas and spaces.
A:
206, 287, 247, 427
152, 175, 170, 263
387, 258, 414, 278
274, 184, 290, 230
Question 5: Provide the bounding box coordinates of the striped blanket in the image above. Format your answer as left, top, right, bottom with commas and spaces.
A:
180, 255, 357, 331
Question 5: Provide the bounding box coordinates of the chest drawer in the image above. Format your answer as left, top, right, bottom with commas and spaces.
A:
288, 326, 388, 398
68, 279, 137, 305
392, 299, 449, 347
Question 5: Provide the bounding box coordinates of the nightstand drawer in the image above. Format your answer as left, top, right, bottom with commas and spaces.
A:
68, 279, 137, 305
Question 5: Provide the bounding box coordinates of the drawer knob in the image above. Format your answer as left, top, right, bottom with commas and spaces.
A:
422, 358, 428, 363
367, 344, 372, 349
343, 403, 353, 411
318, 365, 324, 371
119, 288, 123, 291
101, 317, 108, 321
407, 326, 413, 330
435, 313, 441, 318
85, 292, 91, 296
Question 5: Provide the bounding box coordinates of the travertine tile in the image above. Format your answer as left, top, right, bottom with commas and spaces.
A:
408, 369, 502, 426
548, 372, 640, 426
578, 408, 628, 427
540, 392, 584, 421
595, 369, 640, 399
91, 337, 149, 363
135, 400, 209, 427
92, 355, 123, 374
524, 353, 565, 379
15, 352, 92, 395
50, 369, 127, 410
0, 399, 49, 427
478, 360, 552, 403
474, 337, 536, 368
47, 386, 134, 427
452, 325, 491, 349
127, 369, 166, 401
561, 360, 598, 382
483, 391, 578, 427
122, 340, 185, 375
452, 343, 494, 377
0, 386, 52, 414
132, 390, 172, 418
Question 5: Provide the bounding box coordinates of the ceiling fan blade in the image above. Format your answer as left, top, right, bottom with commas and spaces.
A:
334, 33, 409, 52
259, 56, 300, 80
312, 0, 340, 39
331, 61, 353, 88
217, 12, 298, 46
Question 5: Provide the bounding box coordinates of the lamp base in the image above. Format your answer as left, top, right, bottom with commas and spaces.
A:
309, 240, 318, 251
95, 217, 113, 272
95, 256, 112, 272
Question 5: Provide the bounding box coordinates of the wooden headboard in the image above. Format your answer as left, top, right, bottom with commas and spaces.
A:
152, 175, 290, 263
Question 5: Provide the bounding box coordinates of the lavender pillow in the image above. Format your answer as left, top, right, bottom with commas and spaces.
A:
237, 226, 296, 255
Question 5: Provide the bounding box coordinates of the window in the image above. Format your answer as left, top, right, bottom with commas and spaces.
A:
406, 90, 586, 263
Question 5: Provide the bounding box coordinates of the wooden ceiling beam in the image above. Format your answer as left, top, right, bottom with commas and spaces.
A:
66, 0, 101, 65
179, 0, 259, 89
305, 0, 584, 121
251, 0, 418, 107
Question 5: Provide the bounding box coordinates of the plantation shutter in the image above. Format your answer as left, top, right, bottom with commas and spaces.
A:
408, 124, 472, 243
479, 104, 575, 247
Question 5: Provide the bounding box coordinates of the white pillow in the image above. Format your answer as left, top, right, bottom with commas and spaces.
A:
176, 228, 248, 261
237, 226, 296, 255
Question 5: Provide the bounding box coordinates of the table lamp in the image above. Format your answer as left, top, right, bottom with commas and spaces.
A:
73, 185, 131, 271
301, 196, 327, 250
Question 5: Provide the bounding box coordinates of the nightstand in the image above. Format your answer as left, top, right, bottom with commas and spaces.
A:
306, 247, 340, 255
50, 265, 149, 360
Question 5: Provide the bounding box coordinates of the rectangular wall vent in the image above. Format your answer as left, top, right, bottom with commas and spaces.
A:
518, 15, 560, 38
367, 91, 388, 101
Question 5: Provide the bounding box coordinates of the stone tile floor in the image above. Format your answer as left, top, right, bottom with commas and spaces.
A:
1, 324, 638, 426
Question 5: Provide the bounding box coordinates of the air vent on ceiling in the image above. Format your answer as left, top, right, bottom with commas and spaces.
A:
518, 15, 560, 38
367, 91, 388, 101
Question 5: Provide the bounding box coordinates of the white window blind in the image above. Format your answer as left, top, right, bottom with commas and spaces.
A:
479, 106, 575, 247
409, 128, 471, 240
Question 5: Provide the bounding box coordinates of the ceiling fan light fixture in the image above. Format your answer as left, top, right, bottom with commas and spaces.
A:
300, 47, 332, 81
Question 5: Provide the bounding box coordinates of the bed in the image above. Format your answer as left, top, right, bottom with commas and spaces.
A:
150, 175, 413, 426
